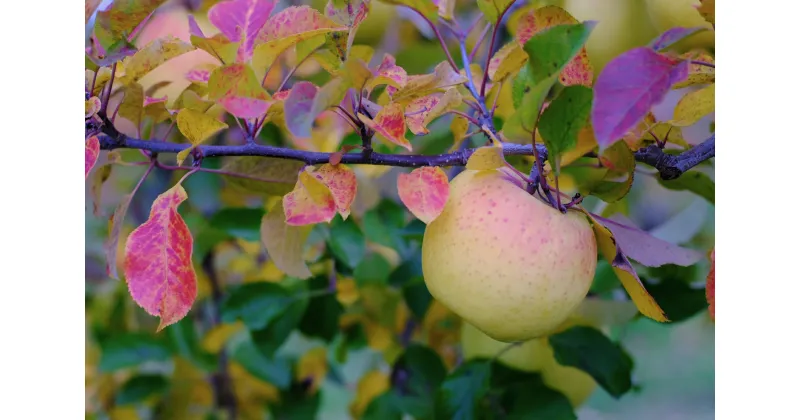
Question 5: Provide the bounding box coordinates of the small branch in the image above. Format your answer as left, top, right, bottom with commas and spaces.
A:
99, 63, 118, 114
634, 134, 715, 180
480, 0, 518, 98
690, 60, 715, 69
469, 23, 492, 63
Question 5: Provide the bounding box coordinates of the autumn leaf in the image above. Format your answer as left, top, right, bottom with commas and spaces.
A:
286, 77, 350, 138
706, 248, 715, 320
391, 62, 468, 103
85, 96, 102, 118
253, 6, 348, 69
296, 347, 328, 394
284, 82, 319, 138
117, 83, 145, 128
85, 136, 100, 180
580, 210, 668, 322
365, 53, 408, 92
208, 63, 273, 119
516, 6, 594, 87
221, 156, 305, 196
283, 168, 337, 226
405, 94, 440, 136
202, 322, 245, 354
185, 63, 217, 84
92, 0, 166, 65
208, 0, 276, 62
397, 167, 449, 224
312, 164, 358, 219
143, 95, 171, 124
359, 102, 411, 151
260, 201, 314, 279
673, 50, 714, 89
105, 194, 133, 280
592, 47, 689, 150
176, 108, 228, 165
591, 141, 636, 202
476, 0, 515, 23
672, 84, 715, 127
436, 0, 456, 20
648, 27, 709, 52
487, 42, 528, 83
188, 15, 240, 65
697, 0, 715, 27
118, 37, 194, 85
377, 0, 438, 20
449, 115, 470, 151
466, 143, 506, 170
124, 184, 198, 331
86, 0, 102, 24
90, 164, 113, 216
350, 370, 391, 418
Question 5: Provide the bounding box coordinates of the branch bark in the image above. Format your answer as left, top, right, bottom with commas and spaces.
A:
634, 135, 715, 180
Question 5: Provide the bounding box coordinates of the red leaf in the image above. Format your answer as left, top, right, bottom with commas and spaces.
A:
358, 103, 411, 151
85, 136, 100, 180
592, 47, 689, 150
283, 168, 337, 226
123, 184, 197, 331
208, 0, 276, 62
208, 63, 272, 118
397, 167, 450, 224
706, 249, 715, 321
313, 164, 357, 219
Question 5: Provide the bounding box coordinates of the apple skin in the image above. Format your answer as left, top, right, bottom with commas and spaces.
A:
461, 320, 597, 408
421, 168, 597, 343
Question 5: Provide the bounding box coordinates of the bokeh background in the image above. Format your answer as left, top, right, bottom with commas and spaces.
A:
86, 0, 714, 418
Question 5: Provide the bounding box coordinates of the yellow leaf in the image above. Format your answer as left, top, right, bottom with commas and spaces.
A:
160, 358, 214, 420
336, 276, 360, 305
358, 102, 412, 151
422, 88, 462, 127
466, 143, 506, 170
697, 0, 715, 26
672, 84, 715, 127
229, 362, 280, 419
673, 50, 715, 89
391, 62, 467, 103
437, 0, 456, 20
295, 347, 328, 394
117, 83, 145, 128
119, 37, 195, 85
562, 124, 599, 167
201, 322, 245, 354
349, 370, 390, 418
260, 201, 314, 279
341, 57, 373, 91
283, 168, 338, 225
175, 108, 229, 165
449, 115, 470, 152
488, 42, 528, 82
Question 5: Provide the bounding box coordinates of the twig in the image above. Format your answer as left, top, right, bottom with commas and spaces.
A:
690, 60, 715, 69
480, 0, 518, 98
634, 135, 715, 180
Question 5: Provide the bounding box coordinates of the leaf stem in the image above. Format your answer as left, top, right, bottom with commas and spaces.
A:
690, 60, 715, 68
480, 0, 518, 98
469, 23, 492, 63
100, 63, 118, 114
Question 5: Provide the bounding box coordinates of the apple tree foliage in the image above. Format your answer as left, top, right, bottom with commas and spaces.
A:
85, 0, 715, 418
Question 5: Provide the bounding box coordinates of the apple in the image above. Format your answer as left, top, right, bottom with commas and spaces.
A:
644, 0, 714, 50
461, 319, 597, 407
421, 168, 597, 342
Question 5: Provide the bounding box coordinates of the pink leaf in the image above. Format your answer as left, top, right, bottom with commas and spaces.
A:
85, 136, 100, 180
358, 103, 411, 151
313, 164, 357, 219
208, 0, 276, 62
592, 47, 689, 150
397, 167, 450, 224
284, 82, 319, 138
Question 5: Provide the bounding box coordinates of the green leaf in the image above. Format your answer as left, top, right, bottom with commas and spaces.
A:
548, 326, 633, 398
327, 216, 366, 268
435, 361, 491, 420
232, 339, 293, 389
645, 277, 708, 322
362, 200, 406, 249
363, 392, 404, 420
99, 333, 172, 372
166, 317, 215, 372
539, 85, 594, 176
221, 156, 304, 196
209, 207, 265, 242
501, 382, 576, 420
221, 283, 293, 330
270, 381, 322, 418
389, 254, 423, 288
403, 277, 432, 320
657, 171, 715, 205
116, 374, 169, 405
354, 252, 392, 286
589, 141, 636, 202
476, 0, 515, 23
251, 281, 309, 357
390, 344, 447, 419
299, 276, 344, 342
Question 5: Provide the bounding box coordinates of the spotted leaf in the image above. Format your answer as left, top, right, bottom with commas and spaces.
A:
208, 63, 273, 118
397, 166, 450, 224
85, 136, 100, 179
358, 102, 411, 151
283, 168, 337, 226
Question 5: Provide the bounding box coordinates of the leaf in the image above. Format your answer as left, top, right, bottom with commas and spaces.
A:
123, 184, 197, 331
646, 276, 709, 323
397, 167, 449, 224
706, 249, 715, 320
208, 207, 265, 242
86, 0, 102, 24
516, 6, 594, 87
648, 27, 709, 51
283, 168, 337, 226
189, 17, 240, 65
99, 333, 172, 372
260, 202, 313, 279
221, 282, 293, 330
222, 156, 305, 196
175, 108, 228, 165
466, 144, 506, 170
91, 0, 165, 66
697, 0, 715, 27
539, 85, 593, 175
657, 171, 715, 204
299, 276, 345, 341
581, 210, 668, 322
359, 102, 412, 151
377, 0, 438, 20
450, 115, 470, 150
117, 83, 145, 128
85, 136, 100, 179
105, 194, 133, 279
366, 53, 408, 92
313, 163, 357, 219
391, 62, 468, 102
549, 326, 633, 398
185, 63, 216, 83
85, 96, 102, 118
592, 214, 704, 267
295, 347, 329, 394
91, 163, 113, 216
202, 322, 245, 353
208, 0, 276, 62
355, 253, 392, 286
672, 84, 715, 127
351, 371, 392, 418
327, 216, 366, 268
498, 379, 576, 420
118, 37, 194, 85
232, 340, 293, 388
487, 42, 528, 82
476, 0, 515, 23
284, 82, 319, 138
389, 344, 447, 419
405, 94, 439, 136
253, 6, 348, 67
287, 77, 349, 138
208, 63, 273, 118
435, 361, 490, 420
250, 281, 310, 358
116, 374, 169, 405
673, 50, 715, 89
590, 141, 635, 202
143, 95, 170, 123
422, 88, 462, 128
592, 47, 689, 150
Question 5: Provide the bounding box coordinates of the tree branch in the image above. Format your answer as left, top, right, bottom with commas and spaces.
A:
634, 135, 715, 180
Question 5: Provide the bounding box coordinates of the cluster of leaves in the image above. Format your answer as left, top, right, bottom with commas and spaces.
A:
85, 0, 715, 417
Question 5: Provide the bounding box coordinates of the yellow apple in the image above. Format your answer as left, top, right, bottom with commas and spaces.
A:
644, 0, 714, 50
421, 168, 597, 342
